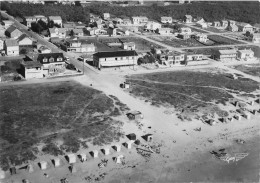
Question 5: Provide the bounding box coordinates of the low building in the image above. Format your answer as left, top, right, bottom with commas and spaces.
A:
161, 17, 172, 24
103, 13, 110, 20
197, 22, 208, 29
48, 16, 63, 27
4, 39, 19, 56
237, 49, 255, 61
36, 53, 66, 76
122, 42, 135, 50
38, 45, 51, 53
178, 33, 190, 40
20, 57, 43, 79
215, 49, 237, 61
195, 33, 208, 43
253, 23, 260, 32
156, 28, 172, 35
85, 27, 107, 36
186, 54, 204, 61
250, 33, 260, 43
183, 15, 192, 23
34, 15, 48, 23
132, 16, 148, 25
179, 27, 192, 34
237, 23, 253, 32
61, 40, 95, 53
122, 18, 132, 25
81, 42, 95, 53
228, 20, 236, 26
5, 25, 23, 39
227, 25, 238, 32
221, 20, 228, 28
213, 21, 221, 27
72, 29, 84, 37
49, 28, 68, 38
23, 16, 37, 27
93, 50, 138, 69
16, 34, 34, 46
144, 21, 162, 31
113, 18, 123, 24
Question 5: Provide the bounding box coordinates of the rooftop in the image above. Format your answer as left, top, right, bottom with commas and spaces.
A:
218, 49, 237, 55
94, 50, 138, 58
5, 39, 19, 47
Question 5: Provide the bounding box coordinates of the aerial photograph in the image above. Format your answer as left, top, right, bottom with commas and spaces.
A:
0, 0, 259, 182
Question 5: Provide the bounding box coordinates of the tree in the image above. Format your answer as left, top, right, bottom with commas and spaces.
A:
20, 48, 28, 55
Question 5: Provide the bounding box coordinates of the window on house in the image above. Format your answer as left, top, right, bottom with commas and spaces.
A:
105, 58, 106, 61
115, 58, 118, 60
57, 57, 63, 61
49, 57, 54, 62
43, 57, 48, 62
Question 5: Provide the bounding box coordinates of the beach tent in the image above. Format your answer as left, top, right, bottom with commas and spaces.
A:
78, 153, 87, 162
0, 169, 5, 179
101, 147, 110, 155
115, 155, 124, 164
69, 164, 77, 173
90, 150, 99, 158
38, 161, 47, 170
243, 112, 251, 119
112, 144, 121, 152
52, 158, 61, 167
66, 154, 77, 164
233, 115, 242, 120
124, 141, 133, 149
10, 167, 16, 175
27, 164, 34, 173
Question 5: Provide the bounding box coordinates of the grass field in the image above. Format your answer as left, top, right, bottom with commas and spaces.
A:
149, 36, 204, 47
231, 64, 260, 77
0, 81, 128, 170
126, 71, 259, 119
205, 27, 228, 33
208, 35, 243, 45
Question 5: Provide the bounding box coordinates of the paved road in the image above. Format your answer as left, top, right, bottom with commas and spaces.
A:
1, 11, 99, 77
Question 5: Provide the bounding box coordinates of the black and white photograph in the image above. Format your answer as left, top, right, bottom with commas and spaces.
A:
0, 0, 259, 182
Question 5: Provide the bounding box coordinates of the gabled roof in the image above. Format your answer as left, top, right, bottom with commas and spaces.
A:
161, 16, 172, 19
6, 25, 20, 34
94, 50, 138, 58
17, 34, 33, 42
185, 15, 192, 19
5, 39, 19, 47
123, 42, 135, 46
36, 53, 65, 64
253, 23, 260, 28
238, 49, 254, 54
218, 49, 237, 55
22, 60, 43, 68
73, 29, 83, 34
49, 28, 57, 34
237, 22, 252, 27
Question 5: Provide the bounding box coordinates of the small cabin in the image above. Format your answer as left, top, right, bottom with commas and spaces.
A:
78, 153, 87, 162
101, 147, 110, 155
27, 164, 34, 173
143, 134, 153, 142
126, 111, 144, 120
124, 141, 133, 149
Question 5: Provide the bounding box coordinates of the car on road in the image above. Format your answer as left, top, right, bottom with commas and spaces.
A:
77, 57, 83, 62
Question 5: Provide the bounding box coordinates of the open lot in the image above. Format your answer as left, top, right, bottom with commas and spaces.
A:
208, 35, 244, 45
149, 36, 204, 47
231, 64, 260, 77
0, 81, 128, 171
126, 70, 259, 120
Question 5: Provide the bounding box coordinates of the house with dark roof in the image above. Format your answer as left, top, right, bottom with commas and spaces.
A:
16, 34, 34, 46
72, 29, 84, 37
20, 56, 43, 79
4, 39, 19, 56
93, 50, 138, 69
48, 16, 63, 27
35, 53, 66, 76
215, 49, 237, 61
5, 25, 23, 39
237, 22, 253, 32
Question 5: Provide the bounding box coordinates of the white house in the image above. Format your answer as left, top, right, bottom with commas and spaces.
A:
251, 33, 260, 43
195, 33, 208, 43
4, 39, 19, 56
20, 59, 43, 79
179, 27, 192, 34
93, 50, 138, 70
122, 42, 136, 50
237, 23, 253, 32
161, 17, 172, 24
49, 28, 68, 38
103, 13, 110, 20
16, 34, 34, 46
156, 28, 172, 35
237, 49, 255, 61
144, 21, 162, 31
48, 16, 63, 27
131, 16, 148, 25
